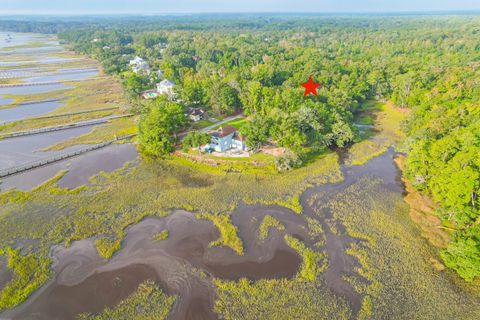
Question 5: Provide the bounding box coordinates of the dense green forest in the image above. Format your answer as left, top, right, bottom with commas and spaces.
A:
1, 15, 478, 281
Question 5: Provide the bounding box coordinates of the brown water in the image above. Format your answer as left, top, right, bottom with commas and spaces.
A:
8, 264, 159, 320
206, 250, 300, 280
3, 209, 304, 320
0, 257, 12, 292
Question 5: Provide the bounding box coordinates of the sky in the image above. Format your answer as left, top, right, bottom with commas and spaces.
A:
1, 0, 480, 15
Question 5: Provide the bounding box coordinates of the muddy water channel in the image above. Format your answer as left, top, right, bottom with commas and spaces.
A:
4, 210, 304, 320
2, 149, 408, 320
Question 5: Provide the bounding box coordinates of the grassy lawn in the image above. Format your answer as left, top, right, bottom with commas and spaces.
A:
211, 117, 246, 130
192, 119, 214, 130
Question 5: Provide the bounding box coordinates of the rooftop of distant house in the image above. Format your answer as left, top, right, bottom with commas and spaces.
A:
210, 125, 237, 138
189, 108, 205, 116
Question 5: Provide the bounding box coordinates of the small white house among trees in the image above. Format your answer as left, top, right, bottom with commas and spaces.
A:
129, 56, 150, 74
156, 79, 175, 96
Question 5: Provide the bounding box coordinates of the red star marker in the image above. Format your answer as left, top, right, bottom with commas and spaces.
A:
301, 75, 322, 96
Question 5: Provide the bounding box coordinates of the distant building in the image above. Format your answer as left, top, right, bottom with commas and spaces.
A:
156, 79, 175, 96
132, 62, 150, 74
188, 108, 206, 122
154, 70, 164, 79
129, 56, 150, 74
206, 125, 246, 153
129, 56, 145, 66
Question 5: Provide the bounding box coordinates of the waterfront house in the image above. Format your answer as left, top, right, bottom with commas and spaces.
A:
206, 125, 246, 153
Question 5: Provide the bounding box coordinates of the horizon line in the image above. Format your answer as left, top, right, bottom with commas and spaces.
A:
1, 9, 480, 17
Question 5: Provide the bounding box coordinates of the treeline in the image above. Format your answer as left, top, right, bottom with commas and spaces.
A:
6, 15, 479, 281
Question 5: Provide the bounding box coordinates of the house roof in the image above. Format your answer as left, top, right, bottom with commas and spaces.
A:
210, 125, 237, 138
190, 108, 205, 116
129, 56, 145, 64
157, 79, 175, 87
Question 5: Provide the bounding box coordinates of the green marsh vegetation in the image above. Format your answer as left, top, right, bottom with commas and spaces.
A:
0, 247, 50, 310
196, 213, 244, 255
258, 215, 285, 240
346, 101, 407, 166
42, 117, 137, 151
152, 229, 169, 241
323, 179, 480, 319
0, 145, 340, 311
213, 231, 345, 320
78, 280, 176, 320
213, 277, 351, 320
284, 235, 327, 281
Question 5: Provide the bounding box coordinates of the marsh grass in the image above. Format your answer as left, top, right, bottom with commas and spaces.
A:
346, 101, 407, 166
0, 247, 51, 310
0, 73, 125, 134
95, 237, 122, 260
0, 109, 117, 134
0, 145, 342, 311
152, 229, 169, 241
78, 280, 176, 320
325, 179, 480, 319
258, 215, 285, 240
0, 78, 24, 85
284, 235, 326, 281
43, 117, 137, 151
213, 277, 351, 320
196, 213, 244, 255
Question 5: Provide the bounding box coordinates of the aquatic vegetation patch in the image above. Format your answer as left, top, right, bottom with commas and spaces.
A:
284, 235, 326, 281
258, 215, 285, 240
326, 179, 480, 318
346, 102, 407, 166
95, 237, 122, 260
78, 280, 176, 320
0, 247, 51, 310
152, 229, 169, 241
213, 277, 351, 320
196, 213, 244, 255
